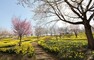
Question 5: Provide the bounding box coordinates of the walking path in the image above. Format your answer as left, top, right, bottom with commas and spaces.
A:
32, 42, 58, 60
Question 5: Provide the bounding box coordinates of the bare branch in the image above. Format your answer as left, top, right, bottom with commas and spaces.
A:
86, 0, 92, 10
88, 12, 94, 22
62, 20, 83, 25
65, 0, 83, 19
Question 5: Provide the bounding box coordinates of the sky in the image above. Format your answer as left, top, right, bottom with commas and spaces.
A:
0, 0, 34, 30
0, 0, 89, 31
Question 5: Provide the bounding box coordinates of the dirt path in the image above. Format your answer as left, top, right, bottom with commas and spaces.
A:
32, 42, 59, 60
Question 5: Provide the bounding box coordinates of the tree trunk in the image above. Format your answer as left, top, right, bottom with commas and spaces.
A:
84, 23, 94, 49
74, 31, 77, 38
19, 35, 22, 46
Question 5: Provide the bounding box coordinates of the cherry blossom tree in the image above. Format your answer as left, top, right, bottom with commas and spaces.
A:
12, 17, 32, 46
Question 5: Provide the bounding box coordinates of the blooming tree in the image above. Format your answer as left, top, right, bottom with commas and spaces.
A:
12, 17, 32, 46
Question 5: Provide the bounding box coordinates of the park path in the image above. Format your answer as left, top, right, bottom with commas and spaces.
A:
32, 42, 58, 60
